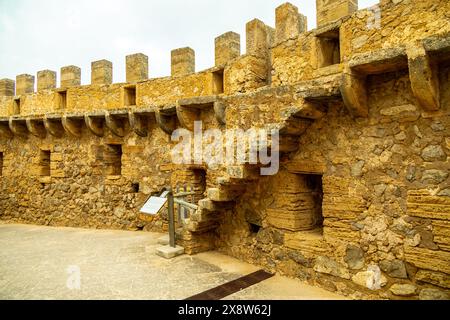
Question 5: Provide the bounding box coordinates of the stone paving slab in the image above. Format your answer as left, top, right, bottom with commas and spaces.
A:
0, 224, 344, 300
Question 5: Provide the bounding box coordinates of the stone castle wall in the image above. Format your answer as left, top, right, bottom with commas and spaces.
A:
0, 0, 449, 300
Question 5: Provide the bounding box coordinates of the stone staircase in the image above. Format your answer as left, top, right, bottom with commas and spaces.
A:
179, 102, 326, 253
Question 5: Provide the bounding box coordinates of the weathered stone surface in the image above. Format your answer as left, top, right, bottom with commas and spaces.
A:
340, 65, 368, 118
352, 269, 387, 290
316, 0, 357, 27
421, 145, 447, 162
404, 247, 450, 275
419, 288, 449, 300
37, 70, 56, 91
60, 66, 81, 88
380, 259, 408, 279
416, 270, 450, 289
421, 170, 449, 185
314, 256, 351, 280
16, 74, 34, 95
344, 245, 365, 270
215, 32, 240, 67
407, 45, 440, 111
284, 230, 328, 256
432, 220, 450, 252
91, 60, 113, 85
407, 190, 450, 221
0, 78, 15, 96
275, 3, 307, 45
1, 0, 450, 302
171, 47, 195, 77
379, 104, 420, 122
126, 53, 148, 83
389, 284, 417, 297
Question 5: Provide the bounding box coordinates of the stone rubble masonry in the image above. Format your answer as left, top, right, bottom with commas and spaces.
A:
91, 59, 113, 85
37, 70, 57, 91
0, 0, 450, 301
215, 32, 241, 67
16, 74, 35, 95
60, 66, 81, 88
171, 47, 195, 77
126, 53, 149, 83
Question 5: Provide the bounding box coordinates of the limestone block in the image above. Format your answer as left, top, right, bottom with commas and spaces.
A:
404, 246, 450, 275
60, 66, 81, 88
285, 160, 326, 175
267, 172, 323, 231
275, 3, 307, 45
215, 32, 240, 66
0, 79, 15, 96
37, 70, 56, 91
126, 53, 148, 83
432, 220, 450, 252
407, 190, 450, 221
323, 222, 360, 242
246, 19, 269, 57
171, 47, 195, 77
91, 60, 113, 85
416, 270, 450, 289
284, 231, 328, 256
316, 0, 358, 27
379, 104, 420, 122
16, 74, 35, 95
419, 288, 449, 300
389, 284, 417, 297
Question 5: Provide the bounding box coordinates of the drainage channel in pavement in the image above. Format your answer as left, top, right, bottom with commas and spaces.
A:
186, 270, 274, 300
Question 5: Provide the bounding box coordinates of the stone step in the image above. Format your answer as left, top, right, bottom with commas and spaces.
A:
279, 118, 312, 136
189, 207, 219, 223
186, 220, 219, 233
227, 165, 260, 180
217, 176, 254, 187
199, 198, 234, 211
207, 188, 241, 202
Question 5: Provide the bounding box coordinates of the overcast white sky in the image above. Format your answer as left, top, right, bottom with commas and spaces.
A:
0, 0, 379, 85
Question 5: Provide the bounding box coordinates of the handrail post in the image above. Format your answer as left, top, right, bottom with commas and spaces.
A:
167, 188, 176, 248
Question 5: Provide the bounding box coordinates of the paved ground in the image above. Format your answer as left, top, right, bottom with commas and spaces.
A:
0, 224, 345, 300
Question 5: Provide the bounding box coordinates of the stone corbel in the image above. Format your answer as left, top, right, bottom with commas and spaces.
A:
155, 109, 176, 135
407, 44, 440, 111
84, 114, 104, 137
62, 115, 82, 137
176, 104, 198, 131
43, 116, 64, 138
214, 101, 227, 125
128, 111, 149, 137
340, 64, 368, 118
8, 118, 28, 137
105, 111, 125, 137
26, 118, 47, 138
0, 121, 13, 138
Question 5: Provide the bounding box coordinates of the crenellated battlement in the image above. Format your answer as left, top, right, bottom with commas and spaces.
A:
1, 0, 448, 123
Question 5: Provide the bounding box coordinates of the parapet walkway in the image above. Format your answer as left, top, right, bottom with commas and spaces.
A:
0, 223, 345, 300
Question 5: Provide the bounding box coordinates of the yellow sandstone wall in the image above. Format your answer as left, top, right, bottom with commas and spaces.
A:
0, 0, 449, 300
